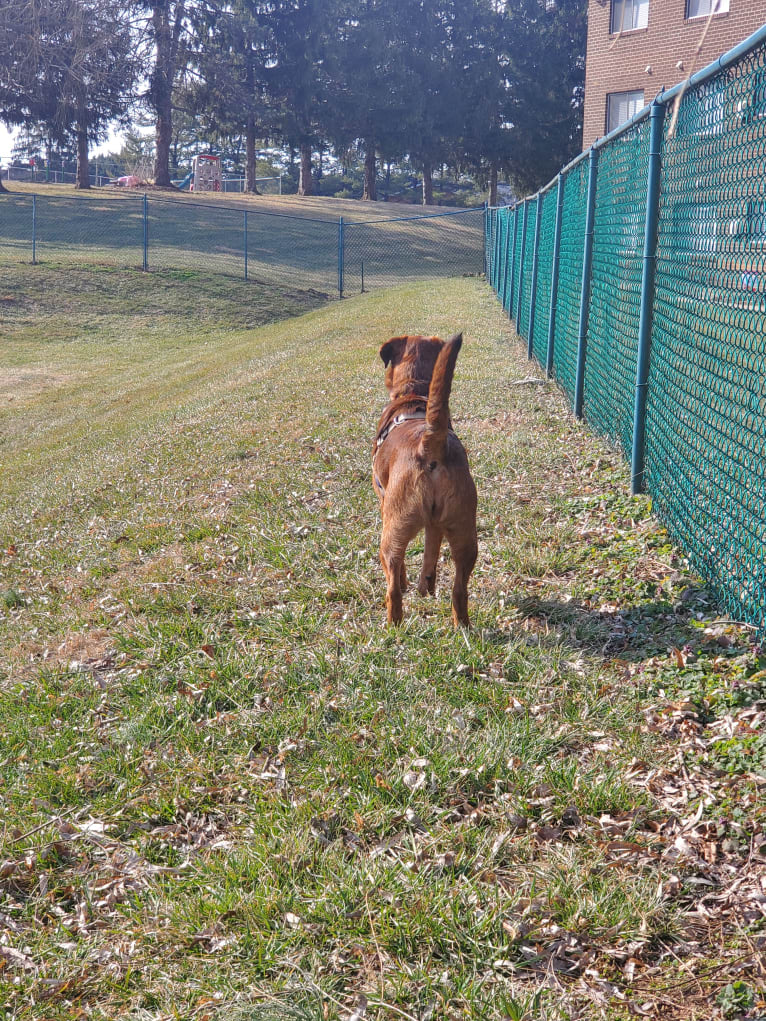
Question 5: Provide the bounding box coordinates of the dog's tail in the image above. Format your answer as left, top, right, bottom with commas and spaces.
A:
420, 332, 462, 463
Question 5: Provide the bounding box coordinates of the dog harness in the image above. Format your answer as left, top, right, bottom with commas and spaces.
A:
373, 409, 427, 496
374, 409, 428, 454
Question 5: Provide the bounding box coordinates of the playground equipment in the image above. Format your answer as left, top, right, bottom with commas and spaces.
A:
190, 154, 221, 192
172, 170, 194, 190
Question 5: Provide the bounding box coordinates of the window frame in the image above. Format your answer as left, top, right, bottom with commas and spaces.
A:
605, 89, 645, 134
610, 0, 649, 34
686, 0, 729, 19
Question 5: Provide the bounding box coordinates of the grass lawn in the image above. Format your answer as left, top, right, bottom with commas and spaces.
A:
0, 269, 764, 1020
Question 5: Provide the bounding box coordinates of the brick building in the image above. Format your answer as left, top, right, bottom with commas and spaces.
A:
583, 0, 766, 149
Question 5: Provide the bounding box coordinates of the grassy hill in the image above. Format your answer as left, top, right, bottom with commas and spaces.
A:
0, 269, 762, 1020
0, 185, 484, 296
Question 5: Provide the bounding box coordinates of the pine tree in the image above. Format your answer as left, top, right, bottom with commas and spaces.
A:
329, 0, 412, 200
264, 0, 335, 196
0, 0, 138, 192
183, 0, 272, 193
500, 0, 586, 195
131, 0, 192, 187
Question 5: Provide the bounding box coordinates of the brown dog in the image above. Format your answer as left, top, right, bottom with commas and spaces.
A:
372, 333, 478, 627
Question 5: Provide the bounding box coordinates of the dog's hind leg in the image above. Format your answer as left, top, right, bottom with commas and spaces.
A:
447, 534, 478, 627
417, 526, 442, 596
380, 521, 412, 625
400, 560, 408, 593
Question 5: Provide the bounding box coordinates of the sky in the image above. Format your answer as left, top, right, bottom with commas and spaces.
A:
0, 124, 127, 162
0, 125, 17, 160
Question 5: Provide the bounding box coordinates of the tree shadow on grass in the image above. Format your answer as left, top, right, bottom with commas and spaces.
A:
511, 582, 719, 662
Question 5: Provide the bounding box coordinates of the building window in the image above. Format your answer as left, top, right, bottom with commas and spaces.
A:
606, 90, 645, 133
687, 0, 729, 18
611, 0, 649, 33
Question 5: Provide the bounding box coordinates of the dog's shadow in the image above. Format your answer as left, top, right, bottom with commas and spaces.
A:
504, 583, 718, 662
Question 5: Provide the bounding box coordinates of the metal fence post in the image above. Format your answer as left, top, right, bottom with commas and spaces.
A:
527, 192, 543, 360
482, 204, 488, 278
244, 210, 248, 281
32, 194, 37, 265
515, 201, 529, 333
546, 174, 565, 378
142, 193, 148, 271
338, 217, 344, 298
490, 207, 496, 284
631, 101, 666, 495
574, 148, 599, 419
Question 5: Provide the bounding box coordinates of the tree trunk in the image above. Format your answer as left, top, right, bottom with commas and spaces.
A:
422, 160, 433, 206
298, 142, 313, 196
151, 2, 185, 188
154, 100, 173, 187
488, 161, 498, 207
362, 138, 376, 200
245, 114, 260, 194
75, 125, 90, 189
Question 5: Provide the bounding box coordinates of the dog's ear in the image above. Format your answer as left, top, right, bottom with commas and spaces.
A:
379, 336, 408, 367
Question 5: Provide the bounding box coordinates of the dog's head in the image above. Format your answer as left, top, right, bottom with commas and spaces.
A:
379, 335, 444, 397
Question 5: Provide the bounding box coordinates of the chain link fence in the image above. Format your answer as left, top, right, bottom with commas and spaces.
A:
487, 24, 766, 633
0, 191, 483, 297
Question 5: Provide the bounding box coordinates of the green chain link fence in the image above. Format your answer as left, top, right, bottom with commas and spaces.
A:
585, 116, 650, 455
532, 185, 558, 368
552, 159, 589, 404
486, 24, 766, 633
0, 192, 484, 297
